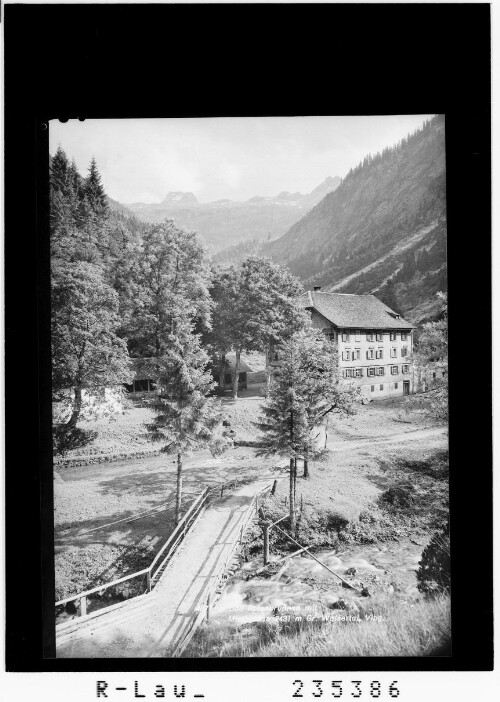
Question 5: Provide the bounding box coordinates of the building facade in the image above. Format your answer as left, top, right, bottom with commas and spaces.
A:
302, 289, 414, 399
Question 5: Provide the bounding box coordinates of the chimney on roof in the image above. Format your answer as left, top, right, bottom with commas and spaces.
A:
313, 286, 322, 292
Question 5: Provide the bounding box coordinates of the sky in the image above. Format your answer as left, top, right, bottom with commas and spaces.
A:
50, 115, 434, 204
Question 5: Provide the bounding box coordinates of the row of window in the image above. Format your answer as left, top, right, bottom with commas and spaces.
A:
342, 347, 408, 361
340, 331, 409, 342
343, 365, 411, 378
371, 382, 404, 392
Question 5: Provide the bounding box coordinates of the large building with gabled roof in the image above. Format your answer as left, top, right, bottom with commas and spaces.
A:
301, 288, 414, 399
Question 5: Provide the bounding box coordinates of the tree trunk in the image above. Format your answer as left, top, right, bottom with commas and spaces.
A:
218, 353, 226, 390
303, 458, 309, 479
293, 456, 297, 501
67, 385, 83, 428
175, 452, 183, 524
231, 348, 241, 400
265, 346, 272, 393
289, 457, 296, 532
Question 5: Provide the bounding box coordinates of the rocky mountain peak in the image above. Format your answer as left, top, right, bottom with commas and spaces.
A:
161, 191, 199, 208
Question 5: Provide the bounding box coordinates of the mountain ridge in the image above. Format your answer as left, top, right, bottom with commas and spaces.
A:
120, 176, 341, 253
262, 116, 447, 323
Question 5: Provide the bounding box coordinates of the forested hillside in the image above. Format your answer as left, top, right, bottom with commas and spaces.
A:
264, 116, 447, 323
50, 148, 314, 455
123, 176, 341, 254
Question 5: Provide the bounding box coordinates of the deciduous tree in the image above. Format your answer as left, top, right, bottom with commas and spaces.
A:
51, 261, 131, 447
208, 257, 308, 399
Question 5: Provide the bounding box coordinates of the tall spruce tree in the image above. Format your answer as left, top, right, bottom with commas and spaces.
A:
144, 317, 226, 523
133, 220, 226, 521
85, 157, 108, 216
256, 329, 359, 531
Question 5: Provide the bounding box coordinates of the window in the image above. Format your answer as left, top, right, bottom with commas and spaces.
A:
354, 349, 361, 360
343, 350, 351, 361
401, 332, 408, 341
395, 382, 399, 390
376, 348, 383, 359
376, 367, 385, 376
354, 368, 363, 378
342, 332, 350, 342
371, 385, 375, 392
366, 332, 374, 342
367, 367, 375, 377
403, 364, 410, 374
366, 348, 374, 360
376, 332, 383, 342
380, 384, 384, 391
133, 379, 154, 392
390, 348, 397, 358
391, 365, 398, 375
390, 332, 396, 341
343, 368, 354, 378
401, 347, 408, 357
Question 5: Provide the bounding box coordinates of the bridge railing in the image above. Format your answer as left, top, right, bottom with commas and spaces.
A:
172, 482, 274, 657
55, 487, 210, 623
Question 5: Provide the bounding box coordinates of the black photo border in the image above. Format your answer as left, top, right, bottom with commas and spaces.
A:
4, 2, 492, 673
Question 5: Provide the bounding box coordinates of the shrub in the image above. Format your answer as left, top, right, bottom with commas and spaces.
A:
379, 481, 415, 509
53, 424, 98, 456
417, 524, 450, 595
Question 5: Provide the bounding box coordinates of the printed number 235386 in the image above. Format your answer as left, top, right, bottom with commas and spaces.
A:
292, 680, 401, 698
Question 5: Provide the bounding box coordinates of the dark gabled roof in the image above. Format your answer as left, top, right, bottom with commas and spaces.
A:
301, 291, 414, 330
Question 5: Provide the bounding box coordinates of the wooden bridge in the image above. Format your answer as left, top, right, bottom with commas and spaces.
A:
56, 479, 274, 658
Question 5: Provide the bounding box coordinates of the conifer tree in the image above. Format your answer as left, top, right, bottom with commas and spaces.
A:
50, 153, 133, 453
144, 317, 226, 523
256, 329, 358, 531
50, 147, 80, 262
133, 220, 226, 521
85, 157, 108, 217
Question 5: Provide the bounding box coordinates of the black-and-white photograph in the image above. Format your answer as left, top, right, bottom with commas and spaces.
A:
49, 115, 449, 659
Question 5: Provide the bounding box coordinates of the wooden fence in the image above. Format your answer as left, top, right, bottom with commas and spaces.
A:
55, 487, 210, 623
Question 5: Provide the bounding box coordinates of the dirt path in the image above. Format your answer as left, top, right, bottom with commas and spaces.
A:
56, 477, 277, 658
326, 426, 447, 453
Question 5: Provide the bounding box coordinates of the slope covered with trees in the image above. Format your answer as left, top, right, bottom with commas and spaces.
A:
264, 116, 447, 323
50, 149, 135, 451
50, 149, 311, 458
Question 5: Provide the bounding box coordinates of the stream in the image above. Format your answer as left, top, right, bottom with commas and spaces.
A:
211, 540, 425, 625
